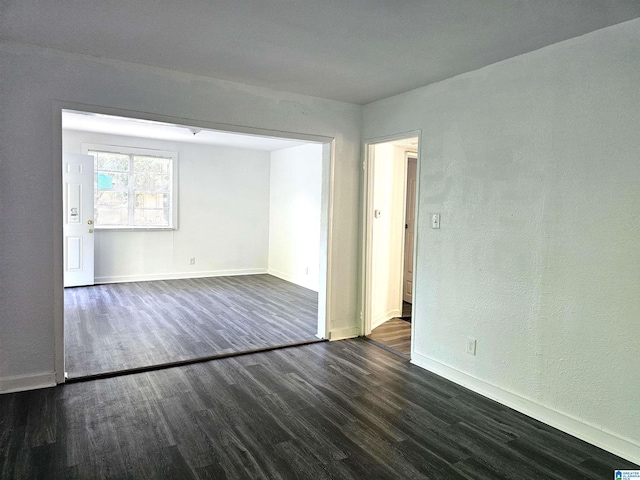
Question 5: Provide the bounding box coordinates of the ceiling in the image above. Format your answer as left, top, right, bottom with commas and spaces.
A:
2, 1, 640, 104
62, 111, 308, 151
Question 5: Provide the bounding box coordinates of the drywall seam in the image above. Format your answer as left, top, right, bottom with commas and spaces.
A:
412, 351, 640, 465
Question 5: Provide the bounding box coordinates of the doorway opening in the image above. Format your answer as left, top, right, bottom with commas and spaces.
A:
58, 107, 334, 380
363, 135, 420, 359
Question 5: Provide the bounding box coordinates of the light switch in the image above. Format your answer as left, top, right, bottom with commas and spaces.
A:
431, 213, 441, 229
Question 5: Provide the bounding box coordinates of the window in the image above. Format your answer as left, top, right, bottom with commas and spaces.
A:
85, 145, 177, 229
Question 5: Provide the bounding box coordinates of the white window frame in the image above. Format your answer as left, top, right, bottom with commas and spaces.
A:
82, 143, 178, 230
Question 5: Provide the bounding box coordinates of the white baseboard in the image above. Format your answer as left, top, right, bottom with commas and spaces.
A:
0, 372, 56, 394
329, 326, 360, 341
411, 351, 640, 465
94, 268, 268, 284
371, 308, 402, 330
267, 268, 319, 292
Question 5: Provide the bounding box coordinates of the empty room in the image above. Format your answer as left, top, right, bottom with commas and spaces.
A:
1, 1, 640, 478
61, 111, 327, 379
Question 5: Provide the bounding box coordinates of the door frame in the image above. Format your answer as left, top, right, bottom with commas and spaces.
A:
361, 131, 421, 348
402, 152, 418, 304
53, 101, 336, 384
62, 153, 95, 288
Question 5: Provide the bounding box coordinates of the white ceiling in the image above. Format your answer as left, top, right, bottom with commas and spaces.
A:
62, 111, 308, 151
3, 1, 640, 104
391, 137, 419, 150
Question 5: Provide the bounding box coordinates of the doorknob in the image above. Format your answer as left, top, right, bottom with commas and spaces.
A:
88, 228, 94, 233
87, 219, 93, 225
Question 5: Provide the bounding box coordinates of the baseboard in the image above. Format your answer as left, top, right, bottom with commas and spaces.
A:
371, 308, 402, 330
94, 268, 268, 284
0, 372, 56, 394
411, 351, 640, 465
329, 326, 360, 341
267, 268, 319, 292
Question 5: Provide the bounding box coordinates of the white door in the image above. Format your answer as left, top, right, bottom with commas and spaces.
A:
63, 153, 95, 287
403, 157, 417, 303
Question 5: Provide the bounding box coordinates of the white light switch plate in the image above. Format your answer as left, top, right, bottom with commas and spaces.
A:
431, 213, 441, 229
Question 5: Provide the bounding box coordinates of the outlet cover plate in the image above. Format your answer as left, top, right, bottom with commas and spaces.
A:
466, 337, 477, 356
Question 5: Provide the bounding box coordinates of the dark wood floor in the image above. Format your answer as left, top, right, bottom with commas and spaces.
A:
1, 339, 636, 479
65, 275, 319, 378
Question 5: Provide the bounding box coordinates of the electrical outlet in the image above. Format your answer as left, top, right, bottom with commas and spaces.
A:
189, 257, 196, 265
466, 337, 477, 356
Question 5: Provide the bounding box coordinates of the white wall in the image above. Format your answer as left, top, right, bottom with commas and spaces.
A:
370, 143, 406, 328
0, 43, 362, 393
363, 19, 640, 462
268, 144, 322, 291
63, 130, 271, 282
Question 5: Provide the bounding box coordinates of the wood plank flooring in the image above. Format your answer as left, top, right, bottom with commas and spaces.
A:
368, 318, 412, 356
65, 275, 319, 378
368, 302, 412, 356
1, 339, 636, 479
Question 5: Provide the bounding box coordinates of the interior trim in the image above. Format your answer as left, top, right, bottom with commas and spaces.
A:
411, 350, 640, 465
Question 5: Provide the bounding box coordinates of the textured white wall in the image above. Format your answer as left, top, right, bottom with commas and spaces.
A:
363, 19, 640, 460
63, 130, 271, 282
370, 143, 405, 328
268, 144, 322, 291
0, 43, 362, 391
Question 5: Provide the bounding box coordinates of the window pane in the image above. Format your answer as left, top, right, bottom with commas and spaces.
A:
96, 208, 129, 226
96, 172, 129, 190
91, 149, 175, 229
134, 172, 151, 190
133, 157, 171, 193
93, 152, 129, 172
134, 208, 169, 226
135, 193, 168, 208
133, 156, 171, 175
96, 191, 128, 208
154, 174, 170, 191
